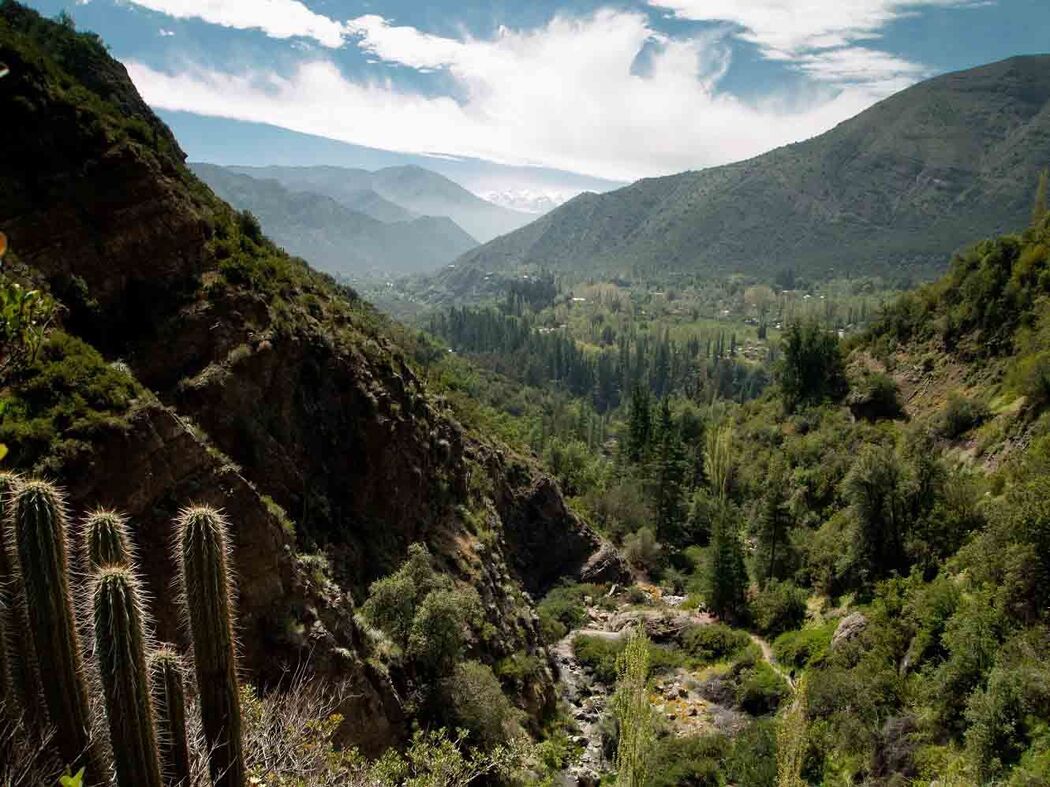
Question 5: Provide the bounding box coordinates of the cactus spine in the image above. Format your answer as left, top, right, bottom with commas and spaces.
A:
0, 473, 43, 727
84, 509, 132, 570
150, 647, 192, 787
11, 479, 97, 774
93, 566, 163, 787
176, 506, 244, 787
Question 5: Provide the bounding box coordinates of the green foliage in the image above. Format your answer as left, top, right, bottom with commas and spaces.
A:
772, 623, 835, 673
735, 660, 790, 715
408, 587, 482, 674
149, 648, 191, 787
779, 319, 847, 412
644, 734, 726, 786
573, 634, 626, 684
176, 506, 244, 787
535, 583, 605, 644
749, 580, 808, 637
0, 331, 138, 468
0, 275, 54, 379
677, 623, 751, 664
11, 479, 96, 774
622, 527, 661, 571
92, 566, 162, 787
935, 392, 990, 438
441, 660, 524, 749
612, 628, 657, 787
705, 504, 748, 622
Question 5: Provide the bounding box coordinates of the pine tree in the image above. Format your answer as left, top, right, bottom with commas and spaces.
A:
625, 384, 652, 463
707, 504, 748, 622
755, 459, 793, 586
652, 398, 685, 542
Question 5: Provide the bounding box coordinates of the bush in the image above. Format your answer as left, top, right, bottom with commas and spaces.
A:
572, 634, 625, 684
623, 527, 661, 571
678, 623, 751, 663
935, 393, 990, 439
772, 623, 835, 672
442, 661, 524, 750
735, 661, 790, 715
749, 580, 808, 637
536, 583, 605, 644
408, 587, 482, 673
646, 734, 727, 787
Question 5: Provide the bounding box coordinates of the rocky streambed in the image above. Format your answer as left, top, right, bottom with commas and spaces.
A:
552, 587, 779, 785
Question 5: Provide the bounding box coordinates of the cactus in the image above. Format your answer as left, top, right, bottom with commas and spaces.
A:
150, 647, 191, 787
84, 509, 132, 570
176, 506, 244, 787
0, 472, 44, 727
92, 566, 163, 787
11, 479, 98, 774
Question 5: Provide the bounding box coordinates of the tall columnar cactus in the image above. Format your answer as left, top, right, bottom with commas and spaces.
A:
93, 566, 163, 787
176, 506, 244, 787
84, 509, 132, 570
11, 479, 98, 774
0, 472, 43, 726
150, 647, 192, 787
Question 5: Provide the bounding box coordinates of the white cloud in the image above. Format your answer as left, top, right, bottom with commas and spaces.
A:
648, 0, 965, 55
123, 0, 348, 47
648, 0, 969, 86
127, 10, 892, 181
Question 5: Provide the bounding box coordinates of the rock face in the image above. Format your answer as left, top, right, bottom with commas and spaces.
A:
0, 4, 623, 751
832, 612, 869, 649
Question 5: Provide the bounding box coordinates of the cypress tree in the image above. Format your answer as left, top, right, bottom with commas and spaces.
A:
707, 504, 748, 622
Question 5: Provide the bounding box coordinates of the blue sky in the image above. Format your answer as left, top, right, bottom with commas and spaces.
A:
25, 0, 1050, 188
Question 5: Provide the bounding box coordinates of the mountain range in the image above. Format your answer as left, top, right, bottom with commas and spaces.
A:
191, 164, 478, 276
450, 54, 1050, 284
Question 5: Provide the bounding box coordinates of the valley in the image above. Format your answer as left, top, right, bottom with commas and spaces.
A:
1, 2, 1050, 786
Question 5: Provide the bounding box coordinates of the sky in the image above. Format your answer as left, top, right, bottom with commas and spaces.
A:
24, 0, 1050, 198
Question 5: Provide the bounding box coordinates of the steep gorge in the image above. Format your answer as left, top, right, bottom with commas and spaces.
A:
0, 3, 626, 752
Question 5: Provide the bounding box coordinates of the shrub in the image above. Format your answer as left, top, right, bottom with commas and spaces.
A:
750, 580, 808, 637
536, 583, 604, 644
408, 587, 482, 674
646, 734, 726, 787
735, 661, 790, 715
572, 634, 624, 684
678, 623, 751, 663
772, 623, 835, 672
935, 393, 990, 439
442, 661, 524, 749
623, 526, 661, 571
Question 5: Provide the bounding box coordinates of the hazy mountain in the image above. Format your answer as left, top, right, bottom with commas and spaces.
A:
221, 163, 536, 243
225, 164, 415, 223
192, 164, 477, 275
454, 55, 1050, 282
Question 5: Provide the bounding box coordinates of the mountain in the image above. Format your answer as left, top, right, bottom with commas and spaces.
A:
454, 55, 1050, 283
224, 163, 415, 223
228, 163, 537, 243
0, 0, 625, 756
192, 163, 477, 276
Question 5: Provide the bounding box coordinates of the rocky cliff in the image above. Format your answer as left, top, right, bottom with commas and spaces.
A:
0, 2, 626, 751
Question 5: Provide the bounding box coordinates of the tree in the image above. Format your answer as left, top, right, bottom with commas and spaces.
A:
652, 398, 686, 541
754, 459, 793, 586
625, 383, 652, 463
706, 504, 748, 622
846, 444, 907, 584
612, 627, 656, 786
778, 319, 847, 412
704, 422, 733, 501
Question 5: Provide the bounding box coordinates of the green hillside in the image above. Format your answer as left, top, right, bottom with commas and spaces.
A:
452, 55, 1050, 283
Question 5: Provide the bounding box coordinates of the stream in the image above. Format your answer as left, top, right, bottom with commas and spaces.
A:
552, 587, 786, 785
